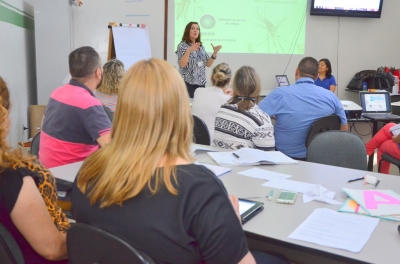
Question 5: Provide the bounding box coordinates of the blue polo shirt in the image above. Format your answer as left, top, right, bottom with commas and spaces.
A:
258, 77, 347, 158
315, 75, 336, 90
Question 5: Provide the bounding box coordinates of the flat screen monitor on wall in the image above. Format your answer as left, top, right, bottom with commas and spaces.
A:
310, 0, 384, 18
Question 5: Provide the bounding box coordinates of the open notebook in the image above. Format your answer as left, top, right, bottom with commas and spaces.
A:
208, 148, 298, 166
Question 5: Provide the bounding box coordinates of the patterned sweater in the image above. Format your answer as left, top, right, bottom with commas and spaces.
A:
213, 103, 275, 150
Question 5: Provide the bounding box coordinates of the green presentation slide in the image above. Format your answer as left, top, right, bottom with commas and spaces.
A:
175, 0, 307, 54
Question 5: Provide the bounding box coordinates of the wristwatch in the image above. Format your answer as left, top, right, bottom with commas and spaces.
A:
211, 54, 217, 60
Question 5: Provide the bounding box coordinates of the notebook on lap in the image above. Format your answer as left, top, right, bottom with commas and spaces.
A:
359, 92, 400, 120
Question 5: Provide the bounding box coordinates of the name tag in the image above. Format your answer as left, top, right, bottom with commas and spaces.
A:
197, 61, 203, 67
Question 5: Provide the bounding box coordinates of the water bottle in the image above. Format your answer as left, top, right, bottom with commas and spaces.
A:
362, 82, 368, 91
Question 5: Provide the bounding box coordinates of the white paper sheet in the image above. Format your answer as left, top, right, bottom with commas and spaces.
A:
198, 163, 231, 177
302, 184, 341, 205
112, 27, 152, 70
288, 208, 379, 253
262, 179, 316, 193
238, 168, 291, 181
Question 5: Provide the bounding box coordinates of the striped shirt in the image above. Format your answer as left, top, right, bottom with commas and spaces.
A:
39, 81, 111, 168
176, 41, 210, 86
95, 90, 118, 113
213, 103, 275, 151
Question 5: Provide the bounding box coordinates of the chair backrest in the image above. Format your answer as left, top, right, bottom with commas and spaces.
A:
67, 223, 155, 264
305, 115, 341, 148
0, 222, 24, 264
192, 115, 211, 145
306, 131, 367, 170
30, 131, 41, 157
103, 105, 114, 122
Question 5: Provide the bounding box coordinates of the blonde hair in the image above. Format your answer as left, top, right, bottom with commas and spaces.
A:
0, 77, 33, 171
97, 59, 125, 95
228, 66, 261, 111
211, 63, 231, 88
77, 59, 194, 207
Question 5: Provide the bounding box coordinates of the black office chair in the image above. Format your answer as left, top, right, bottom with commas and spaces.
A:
30, 131, 41, 157
103, 105, 113, 122
192, 115, 211, 146
378, 153, 400, 174
305, 115, 341, 148
0, 222, 24, 264
67, 223, 155, 264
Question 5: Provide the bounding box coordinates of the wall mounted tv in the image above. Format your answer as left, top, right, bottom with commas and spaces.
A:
310, 0, 384, 18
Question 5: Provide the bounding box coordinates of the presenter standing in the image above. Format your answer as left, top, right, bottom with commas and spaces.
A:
315, 58, 336, 92
176, 22, 222, 98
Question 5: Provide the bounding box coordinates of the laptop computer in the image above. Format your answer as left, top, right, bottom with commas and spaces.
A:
359, 92, 400, 120
275, 75, 290, 87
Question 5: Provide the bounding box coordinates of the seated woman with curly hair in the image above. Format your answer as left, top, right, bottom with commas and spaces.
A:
95, 59, 125, 114
0, 76, 68, 263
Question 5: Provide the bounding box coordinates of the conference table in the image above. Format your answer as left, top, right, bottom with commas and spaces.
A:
50, 146, 400, 264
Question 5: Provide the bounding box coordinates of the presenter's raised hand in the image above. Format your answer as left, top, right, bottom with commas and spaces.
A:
211, 43, 222, 53
189, 42, 201, 52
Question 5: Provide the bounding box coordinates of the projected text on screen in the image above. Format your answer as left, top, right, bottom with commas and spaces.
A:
175, 0, 307, 55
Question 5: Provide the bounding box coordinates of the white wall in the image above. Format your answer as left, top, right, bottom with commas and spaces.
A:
0, 0, 36, 147
167, 0, 400, 102
71, 0, 165, 64
34, 0, 72, 105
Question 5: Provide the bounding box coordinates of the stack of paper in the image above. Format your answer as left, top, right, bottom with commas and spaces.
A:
208, 148, 298, 166
389, 123, 400, 136
339, 188, 400, 221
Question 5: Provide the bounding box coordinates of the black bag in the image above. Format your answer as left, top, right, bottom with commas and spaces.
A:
347, 69, 394, 92
347, 70, 377, 91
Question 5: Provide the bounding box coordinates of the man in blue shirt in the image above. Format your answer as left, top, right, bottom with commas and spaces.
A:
259, 57, 348, 159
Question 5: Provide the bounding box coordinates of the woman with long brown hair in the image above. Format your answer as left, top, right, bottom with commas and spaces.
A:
71, 59, 262, 263
0, 77, 68, 263
213, 66, 275, 150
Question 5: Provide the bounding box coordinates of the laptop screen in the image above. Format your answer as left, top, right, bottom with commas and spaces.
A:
275, 75, 290, 87
359, 92, 392, 113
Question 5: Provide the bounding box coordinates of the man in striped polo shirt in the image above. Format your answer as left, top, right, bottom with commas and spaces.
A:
39, 46, 112, 168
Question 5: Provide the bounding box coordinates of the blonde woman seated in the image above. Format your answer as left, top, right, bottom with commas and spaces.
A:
71, 59, 287, 264
213, 66, 275, 150
95, 59, 125, 114
0, 77, 68, 263
191, 63, 232, 141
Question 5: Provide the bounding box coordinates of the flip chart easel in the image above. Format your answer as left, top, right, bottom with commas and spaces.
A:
107, 22, 152, 70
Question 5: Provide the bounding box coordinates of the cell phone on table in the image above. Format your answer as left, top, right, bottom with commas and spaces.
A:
276, 191, 297, 204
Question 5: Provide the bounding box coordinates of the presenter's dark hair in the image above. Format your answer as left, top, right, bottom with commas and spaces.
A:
69, 46, 102, 78
319, 58, 332, 78
181, 22, 202, 45
298, 57, 319, 79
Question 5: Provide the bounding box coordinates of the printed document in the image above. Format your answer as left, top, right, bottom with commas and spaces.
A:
288, 208, 379, 253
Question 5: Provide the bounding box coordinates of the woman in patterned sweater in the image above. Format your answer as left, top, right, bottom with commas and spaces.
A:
213, 66, 275, 150
0, 77, 68, 263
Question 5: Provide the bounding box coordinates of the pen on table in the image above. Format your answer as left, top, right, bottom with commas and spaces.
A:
374, 178, 381, 188
268, 190, 274, 201
347, 177, 364, 183
232, 153, 240, 159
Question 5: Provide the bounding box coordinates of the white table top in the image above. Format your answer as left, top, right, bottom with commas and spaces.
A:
50, 146, 400, 264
